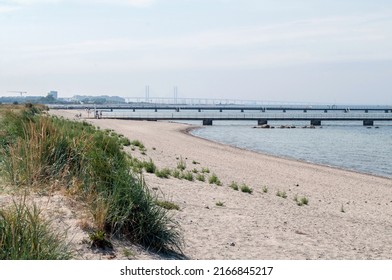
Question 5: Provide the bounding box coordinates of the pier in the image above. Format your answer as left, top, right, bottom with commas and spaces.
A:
50, 103, 392, 126
98, 111, 392, 126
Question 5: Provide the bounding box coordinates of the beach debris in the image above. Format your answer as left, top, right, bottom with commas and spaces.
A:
279, 125, 296, 129
229, 242, 236, 247
253, 124, 272, 129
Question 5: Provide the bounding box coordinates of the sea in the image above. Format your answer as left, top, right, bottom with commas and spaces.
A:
190, 120, 392, 178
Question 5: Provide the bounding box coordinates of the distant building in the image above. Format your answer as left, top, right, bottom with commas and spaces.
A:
48, 91, 58, 99
72, 95, 126, 104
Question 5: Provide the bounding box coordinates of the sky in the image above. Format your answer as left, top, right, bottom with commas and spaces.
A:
1, 0, 392, 104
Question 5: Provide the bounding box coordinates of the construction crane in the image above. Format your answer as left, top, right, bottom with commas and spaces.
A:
7, 90, 27, 97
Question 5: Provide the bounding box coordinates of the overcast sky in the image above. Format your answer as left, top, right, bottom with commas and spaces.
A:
1, 0, 392, 104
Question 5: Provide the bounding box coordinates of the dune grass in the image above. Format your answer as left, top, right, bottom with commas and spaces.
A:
0, 200, 71, 260
156, 200, 180, 211
208, 173, 222, 186
229, 181, 239, 191
240, 183, 253, 194
0, 107, 182, 254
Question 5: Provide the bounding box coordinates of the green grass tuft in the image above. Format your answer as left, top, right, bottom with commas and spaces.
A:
196, 173, 205, 182
156, 200, 180, 211
0, 200, 71, 260
130, 139, 145, 149
176, 157, 186, 171
201, 167, 210, 173
229, 181, 239, 191
155, 168, 171, 179
181, 171, 194, 181
276, 190, 288, 199
143, 159, 156, 173
215, 201, 225, 207
208, 173, 222, 186
240, 184, 253, 194
171, 169, 181, 179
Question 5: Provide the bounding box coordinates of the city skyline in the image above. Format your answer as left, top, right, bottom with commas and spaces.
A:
1, 0, 392, 104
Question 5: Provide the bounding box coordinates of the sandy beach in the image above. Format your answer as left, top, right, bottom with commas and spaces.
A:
49, 110, 392, 260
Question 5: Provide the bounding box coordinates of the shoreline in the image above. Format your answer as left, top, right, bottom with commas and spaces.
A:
183, 125, 392, 181
50, 110, 392, 260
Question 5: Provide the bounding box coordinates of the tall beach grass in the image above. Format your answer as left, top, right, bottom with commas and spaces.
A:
0, 200, 71, 260
0, 107, 182, 254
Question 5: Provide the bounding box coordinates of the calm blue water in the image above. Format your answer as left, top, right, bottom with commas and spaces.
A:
191, 121, 392, 178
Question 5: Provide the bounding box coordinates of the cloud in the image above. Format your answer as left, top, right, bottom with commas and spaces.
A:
2, 11, 392, 73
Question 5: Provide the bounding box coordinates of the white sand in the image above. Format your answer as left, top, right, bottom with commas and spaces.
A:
49, 110, 392, 259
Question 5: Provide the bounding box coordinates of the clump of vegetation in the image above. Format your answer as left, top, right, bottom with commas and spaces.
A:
215, 201, 225, 207
208, 173, 222, 186
262, 186, 268, 193
201, 167, 210, 173
294, 195, 309, 206
156, 200, 180, 211
0, 108, 182, 253
171, 169, 181, 179
192, 168, 199, 174
129, 157, 144, 173
130, 139, 145, 149
229, 181, 239, 191
176, 157, 186, 171
196, 173, 205, 182
276, 190, 287, 199
119, 137, 131, 147
89, 230, 113, 249
143, 159, 156, 173
240, 184, 253, 194
181, 171, 194, 181
155, 168, 171, 179
192, 160, 199, 165
122, 248, 135, 259
0, 201, 71, 260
